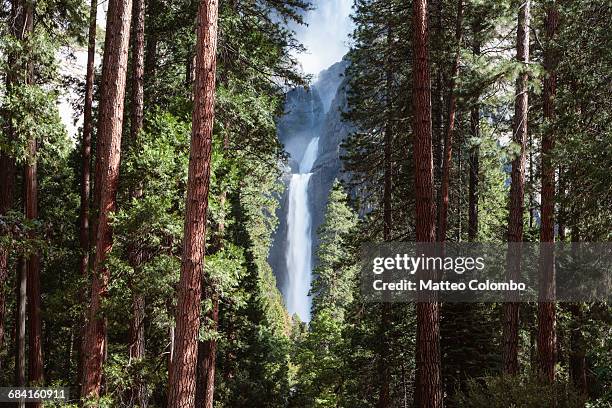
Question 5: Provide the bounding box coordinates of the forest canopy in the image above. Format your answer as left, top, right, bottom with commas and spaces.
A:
0, 0, 610, 407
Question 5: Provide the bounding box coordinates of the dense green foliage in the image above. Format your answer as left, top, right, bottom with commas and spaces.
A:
0, 0, 610, 406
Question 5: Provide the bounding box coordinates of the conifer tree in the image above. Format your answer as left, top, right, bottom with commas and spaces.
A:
412, 0, 442, 406
503, 0, 530, 376
81, 0, 133, 401
167, 0, 219, 406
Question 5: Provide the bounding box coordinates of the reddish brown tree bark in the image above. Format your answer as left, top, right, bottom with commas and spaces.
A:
15, 258, 27, 387
127, 0, 147, 404
81, 0, 133, 402
128, 293, 146, 406
167, 0, 219, 406
195, 132, 229, 407
26, 139, 44, 388
503, 0, 530, 376
130, 0, 145, 143
17, 0, 45, 396
468, 22, 481, 243
413, 1, 442, 407
537, 1, 559, 383
79, 0, 98, 300
437, 0, 463, 243
76, 0, 98, 393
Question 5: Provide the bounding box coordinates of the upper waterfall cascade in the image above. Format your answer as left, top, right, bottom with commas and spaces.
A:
269, 59, 352, 324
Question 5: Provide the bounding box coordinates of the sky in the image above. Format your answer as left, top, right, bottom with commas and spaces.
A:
292, 0, 354, 76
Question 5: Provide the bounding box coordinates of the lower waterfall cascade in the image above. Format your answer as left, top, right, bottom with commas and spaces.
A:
284, 136, 320, 322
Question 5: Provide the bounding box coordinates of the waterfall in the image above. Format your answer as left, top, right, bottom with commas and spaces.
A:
285, 136, 319, 322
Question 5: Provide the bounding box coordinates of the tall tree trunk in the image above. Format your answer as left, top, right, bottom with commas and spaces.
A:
128, 293, 146, 406
437, 0, 463, 243
26, 139, 44, 386
433, 0, 444, 193
77, 0, 98, 392
79, 0, 97, 282
19, 0, 45, 397
15, 258, 27, 388
413, 1, 442, 407
167, 1, 219, 406
377, 22, 394, 408
468, 22, 480, 243
127, 1, 147, 405
195, 126, 229, 408
81, 0, 133, 401
503, 0, 530, 376
130, 0, 145, 143
537, 1, 559, 383
557, 166, 566, 242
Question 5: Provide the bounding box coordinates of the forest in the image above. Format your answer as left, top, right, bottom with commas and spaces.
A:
0, 0, 610, 407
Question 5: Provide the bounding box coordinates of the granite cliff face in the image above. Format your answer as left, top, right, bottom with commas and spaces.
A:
269, 60, 351, 307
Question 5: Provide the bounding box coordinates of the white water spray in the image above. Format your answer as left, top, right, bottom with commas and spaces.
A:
285, 136, 319, 322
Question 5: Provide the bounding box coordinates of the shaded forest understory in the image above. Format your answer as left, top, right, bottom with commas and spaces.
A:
0, 0, 610, 407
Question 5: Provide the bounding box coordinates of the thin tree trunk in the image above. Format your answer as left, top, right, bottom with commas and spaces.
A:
537, 1, 559, 383
130, 0, 145, 143
15, 258, 27, 388
433, 0, 444, 193
557, 166, 566, 242
26, 138, 44, 387
19, 0, 45, 398
195, 294, 219, 408
413, 1, 442, 407
128, 294, 146, 406
126, 0, 147, 405
502, 0, 530, 376
167, 1, 219, 406
77, 0, 98, 392
79, 0, 98, 307
81, 0, 133, 402
437, 0, 463, 243
377, 21, 394, 408
468, 22, 480, 242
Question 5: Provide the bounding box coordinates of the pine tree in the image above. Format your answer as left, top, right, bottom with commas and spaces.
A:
537, 0, 559, 383
412, 0, 442, 406
81, 0, 133, 401
77, 0, 98, 392
126, 0, 147, 405
167, 0, 219, 406
503, 0, 530, 376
